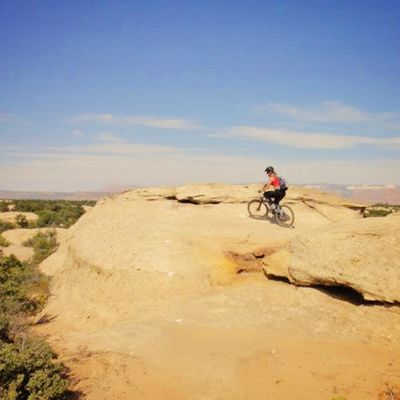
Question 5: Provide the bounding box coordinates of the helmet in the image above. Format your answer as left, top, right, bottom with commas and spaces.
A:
265, 166, 274, 173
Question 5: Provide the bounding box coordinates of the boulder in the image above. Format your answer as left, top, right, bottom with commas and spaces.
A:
263, 217, 400, 303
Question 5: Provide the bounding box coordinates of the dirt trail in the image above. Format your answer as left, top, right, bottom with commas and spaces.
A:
35, 186, 400, 399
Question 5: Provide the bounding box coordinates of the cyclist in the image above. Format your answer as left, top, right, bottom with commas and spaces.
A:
261, 166, 287, 209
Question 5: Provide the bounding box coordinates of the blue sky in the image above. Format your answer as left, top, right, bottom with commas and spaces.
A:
1, 0, 399, 191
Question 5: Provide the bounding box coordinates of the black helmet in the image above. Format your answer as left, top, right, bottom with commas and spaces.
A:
265, 166, 274, 173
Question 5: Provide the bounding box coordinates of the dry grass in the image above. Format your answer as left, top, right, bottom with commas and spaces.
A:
378, 384, 400, 400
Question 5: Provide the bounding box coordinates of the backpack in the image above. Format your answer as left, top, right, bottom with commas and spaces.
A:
278, 176, 288, 191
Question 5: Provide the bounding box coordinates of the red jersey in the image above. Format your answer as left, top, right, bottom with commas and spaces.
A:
271, 176, 280, 188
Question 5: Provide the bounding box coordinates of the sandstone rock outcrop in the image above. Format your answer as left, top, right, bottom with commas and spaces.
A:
35, 184, 400, 400
264, 216, 400, 303
39, 184, 369, 320
116, 183, 366, 210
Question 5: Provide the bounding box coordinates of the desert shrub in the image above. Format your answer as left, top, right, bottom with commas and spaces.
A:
373, 203, 400, 209
0, 313, 10, 342
0, 252, 71, 399
1, 201, 10, 212
0, 255, 45, 315
0, 220, 15, 233
364, 208, 392, 218
13, 199, 95, 228
0, 234, 10, 247
15, 214, 29, 228
23, 230, 58, 266
365, 203, 400, 218
0, 337, 70, 400
36, 210, 58, 228
36, 207, 84, 228
0, 202, 83, 398
27, 221, 38, 229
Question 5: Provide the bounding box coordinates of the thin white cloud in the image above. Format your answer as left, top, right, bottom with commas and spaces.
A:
0, 143, 265, 191
96, 132, 124, 143
258, 101, 400, 130
229, 126, 400, 149
76, 113, 199, 130
86, 142, 187, 155
1, 142, 189, 158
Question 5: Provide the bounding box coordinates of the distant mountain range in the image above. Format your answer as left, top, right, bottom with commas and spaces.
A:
1, 184, 399, 204
303, 184, 400, 205
0, 185, 136, 200
0, 190, 109, 201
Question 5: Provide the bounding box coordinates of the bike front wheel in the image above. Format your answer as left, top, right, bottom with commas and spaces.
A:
274, 205, 295, 228
247, 199, 268, 218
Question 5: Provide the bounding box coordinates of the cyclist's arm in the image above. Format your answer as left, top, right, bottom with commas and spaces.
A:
261, 177, 273, 192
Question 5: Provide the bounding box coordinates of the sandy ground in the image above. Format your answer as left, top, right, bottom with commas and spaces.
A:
35, 192, 400, 399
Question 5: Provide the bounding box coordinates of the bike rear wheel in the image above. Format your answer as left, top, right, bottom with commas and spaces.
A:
247, 199, 268, 218
274, 205, 295, 228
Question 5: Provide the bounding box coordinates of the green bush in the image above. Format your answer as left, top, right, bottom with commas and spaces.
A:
0, 337, 70, 399
0, 202, 10, 212
373, 203, 400, 209
36, 207, 85, 228
15, 214, 29, 229
0, 252, 71, 399
365, 209, 392, 217
0, 255, 45, 315
0, 234, 10, 247
0, 220, 15, 234
23, 231, 58, 267
0, 201, 86, 398
13, 200, 94, 228
36, 210, 58, 228
0, 313, 10, 342
364, 203, 400, 218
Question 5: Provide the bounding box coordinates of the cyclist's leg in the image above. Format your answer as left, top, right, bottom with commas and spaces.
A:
263, 191, 274, 204
275, 189, 287, 205
273, 189, 282, 205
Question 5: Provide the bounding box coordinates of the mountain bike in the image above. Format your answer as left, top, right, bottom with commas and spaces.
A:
247, 195, 295, 228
